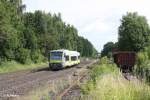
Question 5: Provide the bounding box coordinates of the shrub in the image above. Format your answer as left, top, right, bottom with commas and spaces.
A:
81, 64, 119, 94
30, 50, 43, 63
15, 48, 31, 64
100, 56, 110, 64
144, 46, 150, 60
135, 46, 150, 82
137, 51, 149, 67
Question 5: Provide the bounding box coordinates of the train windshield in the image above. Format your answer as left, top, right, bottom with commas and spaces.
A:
50, 51, 63, 60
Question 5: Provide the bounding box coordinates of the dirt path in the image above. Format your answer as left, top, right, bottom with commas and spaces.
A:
0, 60, 96, 100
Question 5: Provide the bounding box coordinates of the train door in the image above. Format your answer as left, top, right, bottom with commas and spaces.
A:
64, 53, 70, 67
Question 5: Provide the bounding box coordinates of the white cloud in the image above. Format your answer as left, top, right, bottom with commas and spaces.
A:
23, 0, 150, 51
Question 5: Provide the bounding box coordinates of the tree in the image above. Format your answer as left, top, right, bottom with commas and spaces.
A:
77, 36, 97, 57
34, 11, 47, 35
0, 1, 97, 64
101, 42, 115, 57
118, 12, 150, 52
0, 0, 22, 61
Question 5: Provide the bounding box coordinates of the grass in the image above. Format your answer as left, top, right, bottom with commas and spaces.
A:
0, 61, 47, 73
80, 64, 150, 100
18, 84, 54, 100
16, 77, 73, 100
22, 87, 52, 100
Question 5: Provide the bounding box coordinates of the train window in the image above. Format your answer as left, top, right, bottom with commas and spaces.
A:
71, 56, 77, 61
78, 56, 80, 59
65, 56, 69, 61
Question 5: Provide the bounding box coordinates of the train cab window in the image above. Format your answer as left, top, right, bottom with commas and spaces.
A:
78, 56, 80, 59
71, 56, 77, 61
65, 55, 69, 61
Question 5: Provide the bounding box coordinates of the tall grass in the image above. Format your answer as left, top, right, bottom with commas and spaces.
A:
81, 63, 119, 94
135, 46, 150, 82
81, 74, 150, 100
81, 63, 150, 100
0, 61, 47, 73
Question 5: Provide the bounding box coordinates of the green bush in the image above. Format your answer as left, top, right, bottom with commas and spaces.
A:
30, 50, 44, 63
137, 51, 149, 67
15, 48, 31, 64
144, 46, 150, 59
135, 46, 150, 82
81, 64, 119, 94
100, 56, 110, 64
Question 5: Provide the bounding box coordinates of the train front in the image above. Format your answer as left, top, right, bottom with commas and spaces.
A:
49, 50, 64, 70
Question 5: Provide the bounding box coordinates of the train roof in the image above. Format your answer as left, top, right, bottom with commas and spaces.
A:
112, 51, 136, 55
50, 49, 80, 56
50, 49, 68, 52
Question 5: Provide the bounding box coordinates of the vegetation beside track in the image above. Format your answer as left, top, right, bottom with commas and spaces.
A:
135, 46, 150, 83
80, 58, 150, 100
0, 61, 47, 73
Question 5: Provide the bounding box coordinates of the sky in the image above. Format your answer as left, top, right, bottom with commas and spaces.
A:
23, 0, 150, 52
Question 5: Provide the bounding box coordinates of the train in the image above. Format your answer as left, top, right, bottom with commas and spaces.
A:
112, 51, 136, 73
49, 49, 80, 70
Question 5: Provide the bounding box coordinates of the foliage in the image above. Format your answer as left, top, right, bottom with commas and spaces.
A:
15, 48, 31, 64
135, 46, 150, 82
81, 74, 150, 100
100, 12, 150, 84
118, 12, 150, 52
100, 56, 110, 64
81, 63, 119, 94
81, 63, 150, 100
101, 42, 117, 57
91, 64, 118, 84
0, 0, 97, 65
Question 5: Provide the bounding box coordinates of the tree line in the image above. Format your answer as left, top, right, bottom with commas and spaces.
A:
0, 0, 97, 64
101, 12, 150, 57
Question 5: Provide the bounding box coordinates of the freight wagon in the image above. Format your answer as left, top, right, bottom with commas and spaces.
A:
112, 51, 136, 73
49, 49, 80, 70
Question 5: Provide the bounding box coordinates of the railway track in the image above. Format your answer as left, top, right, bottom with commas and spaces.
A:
57, 72, 87, 100
0, 59, 97, 100
122, 72, 136, 81
56, 60, 98, 100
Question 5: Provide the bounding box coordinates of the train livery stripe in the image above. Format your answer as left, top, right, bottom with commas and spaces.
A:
50, 60, 62, 63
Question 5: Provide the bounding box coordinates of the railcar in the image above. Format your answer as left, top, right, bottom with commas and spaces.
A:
112, 51, 136, 73
49, 49, 80, 70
